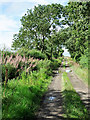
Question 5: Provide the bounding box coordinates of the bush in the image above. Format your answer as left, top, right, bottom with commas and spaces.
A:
79, 55, 88, 68
2, 64, 17, 82
35, 59, 52, 76
17, 48, 47, 60
27, 49, 47, 59
1, 50, 13, 58
50, 58, 61, 70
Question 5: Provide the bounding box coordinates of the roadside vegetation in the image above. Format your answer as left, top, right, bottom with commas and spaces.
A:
67, 58, 88, 85
0, 1, 89, 119
71, 64, 88, 85
1, 49, 62, 119
62, 72, 89, 119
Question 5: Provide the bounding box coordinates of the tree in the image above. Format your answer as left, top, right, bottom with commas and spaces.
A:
62, 1, 89, 61
12, 4, 63, 54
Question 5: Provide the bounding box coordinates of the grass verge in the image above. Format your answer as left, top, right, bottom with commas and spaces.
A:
2, 68, 52, 120
62, 72, 89, 119
71, 65, 88, 85
67, 57, 88, 85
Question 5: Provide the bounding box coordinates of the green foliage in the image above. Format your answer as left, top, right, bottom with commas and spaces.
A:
50, 58, 61, 70
79, 55, 88, 68
62, 72, 89, 119
2, 68, 52, 119
27, 49, 47, 59
62, 2, 89, 63
17, 48, 47, 59
2, 51, 12, 57
12, 4, 63, 58
2, 64, 17, 82
35, 59, 52, 76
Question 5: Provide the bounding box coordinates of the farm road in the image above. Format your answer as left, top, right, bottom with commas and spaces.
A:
35, 68, 65, 120
66, 67, 90, 112
35, 66, 90, 120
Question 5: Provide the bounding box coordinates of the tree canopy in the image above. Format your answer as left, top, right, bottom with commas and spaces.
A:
12, 4, 63, 57
62, 1, 89, 62
12, 2, 89, 63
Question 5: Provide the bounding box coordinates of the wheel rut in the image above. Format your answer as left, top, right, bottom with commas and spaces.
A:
35, 65, 90, 119
35, 68, 64, 120
65, 67, 90, 113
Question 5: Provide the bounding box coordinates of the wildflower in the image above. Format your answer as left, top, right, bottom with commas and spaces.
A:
4, 57, 8, 64
16, 63, 19, 68
32, 62, 37, 68
21, 66, 23, 70
6, 55, 13, 64
29, 63, 33, 68
26, 67, 30, 72
22, 55, 26, 62
16, 69, 20, 72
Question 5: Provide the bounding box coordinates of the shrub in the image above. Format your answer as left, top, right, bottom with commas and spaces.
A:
2, 64, 17, 82
1, 50, 13, 58
50, 58, 61, 70
27, 49, 47, 60
17, 48, 47, 60
79, 55, 88, 68
35, 59, 52, 76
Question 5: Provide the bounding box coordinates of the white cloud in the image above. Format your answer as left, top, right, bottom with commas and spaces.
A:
0, 0, 49, 5
0, 15, 19, 49
0, 15, 19, 32
0, 31, 16, 49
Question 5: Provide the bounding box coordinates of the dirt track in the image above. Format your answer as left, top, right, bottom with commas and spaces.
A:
36, 68, 64, 120
66, 67, 90, 111
35, 66, 90, 120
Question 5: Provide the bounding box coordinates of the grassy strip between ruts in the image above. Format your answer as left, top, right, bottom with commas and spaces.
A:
62, 72, 89, 119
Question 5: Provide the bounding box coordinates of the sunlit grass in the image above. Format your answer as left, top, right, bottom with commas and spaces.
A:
2, 68, 52, 119
67, 57, 88, 85
62, 72, 89, 119
71, 65, 88, 85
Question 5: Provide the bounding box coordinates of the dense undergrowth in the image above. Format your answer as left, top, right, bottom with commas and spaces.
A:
1, 49, 62, 119
2, 68, 52, 119
62, 72, 89, 119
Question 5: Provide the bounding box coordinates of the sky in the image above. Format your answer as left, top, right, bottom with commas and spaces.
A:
0, 0, 70, 56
